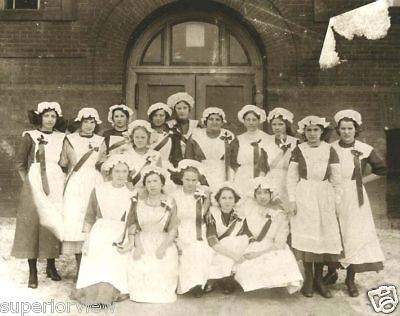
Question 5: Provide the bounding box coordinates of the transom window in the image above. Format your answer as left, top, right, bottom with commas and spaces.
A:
140, 20, 250, 66
5, 0, 39, 9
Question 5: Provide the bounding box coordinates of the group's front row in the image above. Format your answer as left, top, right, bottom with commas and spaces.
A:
72, 157, 302, 305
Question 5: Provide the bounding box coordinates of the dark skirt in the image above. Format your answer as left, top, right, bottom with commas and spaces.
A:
350, 262, 384, 273
11, 179, 61, 259
293, 248, 344, 263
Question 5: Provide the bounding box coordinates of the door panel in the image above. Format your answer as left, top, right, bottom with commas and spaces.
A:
196, 74, 254, 134
136, 74, 195, 118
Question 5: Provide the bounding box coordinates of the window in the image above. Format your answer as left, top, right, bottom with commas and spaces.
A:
139, 20, 251, 66
5, 0, 39, 9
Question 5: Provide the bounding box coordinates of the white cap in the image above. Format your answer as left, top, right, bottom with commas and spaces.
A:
127, 120, 154, 135
176, 159, 204, 176
147, 102, 172, 118
201, 107, 227, 124
267, 107, 294, 123
102, 154, 135, 172
35, 102, 63, 117
334, 109, 362, 126
107, 104, 134, 124
167, 92, 195, 110
297, 115, 330, 134
237, 105, 266, 124
74, 107, 102, 124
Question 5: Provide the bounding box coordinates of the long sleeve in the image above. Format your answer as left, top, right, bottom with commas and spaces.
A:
229, 137, 240, 171
15, 133, 34, 180
287, 147, 301, 202
367, 149, 387, 176
259, 148, 270, 174
82, 189, 102, 233
205, 212, 218, 247
329, 147, 343, 203
184, 137, 206, 161
58, 137, 76, 173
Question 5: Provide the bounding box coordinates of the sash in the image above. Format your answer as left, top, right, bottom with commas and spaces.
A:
195, 196, 204, 241
255, 215, 272, 242
220, 131, 233, 181
153, 131, 173, 152
130, 155, 153, 186
218, 217, 240, 240
250, 139, 261, 177
351, 149, 364, 206
108, 139, 128, 153
113, 194, 137, 247
35, 135, 50, 196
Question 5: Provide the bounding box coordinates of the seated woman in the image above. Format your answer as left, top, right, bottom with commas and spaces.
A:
234, 177, 303, 294
128, 166, 179, 303
205, 182, 249, 294
170, 159, 214, 298
73, 154, 135, 306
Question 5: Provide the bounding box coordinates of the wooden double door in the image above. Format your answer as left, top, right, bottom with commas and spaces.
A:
135, 73, 254, 134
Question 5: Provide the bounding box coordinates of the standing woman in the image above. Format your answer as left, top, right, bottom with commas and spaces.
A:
166, 92, 199, 167
11, 102, 66, 288
59, 108, 104, 281
147, 102, 174, 169
287, 116, 343, 299
170, 159, 214, 298
263, 107, 298, 210
327, 110, 386, 297
96, 104, 134, 170
124, 120, 162, 188
128, 166, 179, 303
234, 105, 270, 194
186, 107, 239, 190
74, 154, 135, 306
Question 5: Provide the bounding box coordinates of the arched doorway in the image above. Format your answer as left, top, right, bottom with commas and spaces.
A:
126, 8, 264, 134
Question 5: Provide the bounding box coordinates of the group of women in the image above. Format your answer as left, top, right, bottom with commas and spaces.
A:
11, 91, 386, 306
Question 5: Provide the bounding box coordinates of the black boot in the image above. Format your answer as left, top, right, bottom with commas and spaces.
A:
322, 263, 338, 285
74, 253, 82, 283
192, 285, 204, 298
46, 258, 61, 281
28, 259, 38, 289
345, 266, 359, 297
301, 262, 314, 297
219, 276, 236, 294
314, 263, 333, 298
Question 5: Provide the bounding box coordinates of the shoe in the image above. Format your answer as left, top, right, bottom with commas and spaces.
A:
46, 266, 62, 281
192, 285, 203, 298
345, 269, 359, 297
204, 282, 215, 294
220, 277, 236, 294
322, 271, 338, 285
314, 279, 333, 299
28, 271, 38, 289
115, 293, 129, 302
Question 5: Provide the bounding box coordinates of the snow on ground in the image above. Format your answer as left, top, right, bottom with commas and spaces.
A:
0, 217, 399, 316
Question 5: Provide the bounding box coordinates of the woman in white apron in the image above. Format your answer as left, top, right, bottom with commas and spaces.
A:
59, 108, 104, 281
166, 92, 199, 168
263, 108, 298, 210
123, 120, 162, 190
325, 110, 386, 297
205, 182, 249, 294
186, 107, 239, 190
147, 102, 174, 170
128, 166, 179, 303
96, 104, 134, 171
11, 102, 66, 288
74, 154, 135, 306
170, 159, 214, 298
234, 178, 303, 294
234, 105, 271, 195
287, 116, 343, 299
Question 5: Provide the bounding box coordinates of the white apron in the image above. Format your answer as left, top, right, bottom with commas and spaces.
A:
172, 188, 213, 294
234, 130, 271, 195
191, 128, 235, 190
207, 206, 249, 280
25, 130, 66, 241
76, 183, 133, 293
63, 133, 104, 242
235, 204, 302, 293
289, 142, 343, 254
332, 140, 384, 267
128, 200, 178, 303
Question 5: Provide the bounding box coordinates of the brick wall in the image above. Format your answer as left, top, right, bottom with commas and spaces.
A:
0, 0, 399, 215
